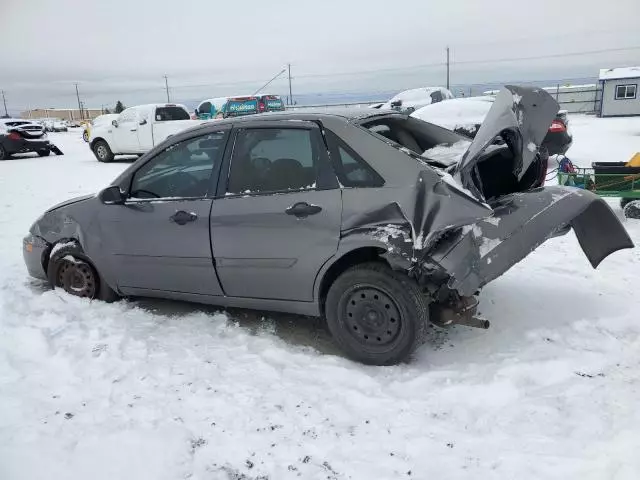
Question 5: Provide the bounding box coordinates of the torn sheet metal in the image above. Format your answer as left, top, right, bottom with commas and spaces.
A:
456, 85, 559, 199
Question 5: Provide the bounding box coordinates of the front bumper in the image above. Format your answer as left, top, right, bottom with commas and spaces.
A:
23, 234, 49, 280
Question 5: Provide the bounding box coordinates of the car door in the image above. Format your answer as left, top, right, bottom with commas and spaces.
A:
210, 122, 342, 301
112, 108, 141, 153
99, 127, 230, 296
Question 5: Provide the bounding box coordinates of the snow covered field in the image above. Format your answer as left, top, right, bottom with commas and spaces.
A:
1, 118, 639, 480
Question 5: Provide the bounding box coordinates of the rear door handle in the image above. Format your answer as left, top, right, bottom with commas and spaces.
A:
285, 202, 322, 218
170, 210, 197, 225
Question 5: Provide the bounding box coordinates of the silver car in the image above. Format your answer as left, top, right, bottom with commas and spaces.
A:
23, 86, 633, 365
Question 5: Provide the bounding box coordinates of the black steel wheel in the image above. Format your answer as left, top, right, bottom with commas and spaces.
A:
325, 262, 429, 365
47, 243, 119, 302
341, 286, 402, 348
57, 259, 97, 298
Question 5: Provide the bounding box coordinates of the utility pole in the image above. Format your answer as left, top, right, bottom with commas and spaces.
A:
446, 46, 450, 90
74, 83, 83, 120
1, 90, 8, 117
163, 75, 170, 102
288, 64, 293, 105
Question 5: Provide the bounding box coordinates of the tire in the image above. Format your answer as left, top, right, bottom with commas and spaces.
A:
82, 131, 89, 142
0, 144, 8, 160
623, 200, 640, 220
325, 262, 429, 365
93, 140, 114, 163
47, 244, 119, 302
37, 149, 50, 157
621, 198, 633, 209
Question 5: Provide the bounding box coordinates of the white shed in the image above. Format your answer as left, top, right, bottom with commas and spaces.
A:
598, 67, 640, 117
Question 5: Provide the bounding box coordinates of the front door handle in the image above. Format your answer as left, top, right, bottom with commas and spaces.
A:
130, 128, 137, 132
170, 210, 197, 225
285, 202, 322, 218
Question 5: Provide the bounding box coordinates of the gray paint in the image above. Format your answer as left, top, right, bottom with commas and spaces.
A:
24, 87, 634, 319
600, 78, 640, 117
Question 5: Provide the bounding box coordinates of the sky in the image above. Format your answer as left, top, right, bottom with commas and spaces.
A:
1, 0, 639, 115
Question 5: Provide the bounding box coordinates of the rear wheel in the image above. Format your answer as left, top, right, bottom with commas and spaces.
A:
82, 131, 89, 142
37, 149, 50, 157
623, 200, 640, 220
47, 244, 119, 302
325, 262, 429, 365
93, 140, 114, 163
0, 144, 8, 160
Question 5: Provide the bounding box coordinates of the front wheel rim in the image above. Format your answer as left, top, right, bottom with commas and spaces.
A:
341, 285, 403, 348
96, 145, 106, 159
57, 260, 97, 298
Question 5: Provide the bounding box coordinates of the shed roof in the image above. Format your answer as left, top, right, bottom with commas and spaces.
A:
599, 67, 640, 81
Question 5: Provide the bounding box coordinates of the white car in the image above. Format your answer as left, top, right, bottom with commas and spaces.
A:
375, 87, 454, 114
89, 104, 205, 162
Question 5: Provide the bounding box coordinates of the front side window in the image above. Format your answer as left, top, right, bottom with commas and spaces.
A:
615, 84, 637, 100
117, 109, 137, 124
198, 102, 212, 114
227, 128, 319, 194
129, 131, 227, 199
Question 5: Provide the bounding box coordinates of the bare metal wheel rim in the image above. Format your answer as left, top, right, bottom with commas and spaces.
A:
57, 260, 97, 298
340, 284, 403, 349
96, 145, 107, 159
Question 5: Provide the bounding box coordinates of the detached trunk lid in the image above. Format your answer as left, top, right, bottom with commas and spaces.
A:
455, 85, 559, 199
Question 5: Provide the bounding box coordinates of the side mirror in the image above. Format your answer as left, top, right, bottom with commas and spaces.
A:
112, 120, 118, 127
99, 186, 126, 205
139, 119, 147, 125
194, 109, 199, 116
390, 100, 402, 108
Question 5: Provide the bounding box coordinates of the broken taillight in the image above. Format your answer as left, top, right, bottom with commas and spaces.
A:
549, 120, 566, 133
7, 131, 21, 140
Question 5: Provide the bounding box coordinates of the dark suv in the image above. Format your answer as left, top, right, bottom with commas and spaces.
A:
23, 86, 632, 365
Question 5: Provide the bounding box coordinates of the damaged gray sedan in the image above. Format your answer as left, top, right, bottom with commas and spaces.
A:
23, 86, 633, 365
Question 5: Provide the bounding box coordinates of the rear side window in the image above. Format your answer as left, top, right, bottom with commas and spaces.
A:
325, 130, 384, 187
227, 128, 323, 194
155, 106, 190, 121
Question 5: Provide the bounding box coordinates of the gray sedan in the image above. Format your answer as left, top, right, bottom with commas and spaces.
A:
23, 86, 633, 365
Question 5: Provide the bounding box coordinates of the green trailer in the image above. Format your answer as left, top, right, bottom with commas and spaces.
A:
557, 162, 640, 218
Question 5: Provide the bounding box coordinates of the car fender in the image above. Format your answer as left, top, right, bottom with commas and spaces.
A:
30, 197, 120, 293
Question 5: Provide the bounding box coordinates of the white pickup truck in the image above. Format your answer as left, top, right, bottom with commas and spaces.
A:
89, 103, 205, 162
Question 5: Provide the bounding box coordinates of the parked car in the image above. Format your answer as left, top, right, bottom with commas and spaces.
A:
0, 119, 58, 160
195, 96, 260, 119
52, 120, 68, 132
23, 86, 632, 365
82, 114, 119, 142
89, 104, 203, 162
411, 96, 574, 156
372, 87, 455, 114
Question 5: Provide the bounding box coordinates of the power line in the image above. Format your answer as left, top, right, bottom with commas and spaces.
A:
253, 68, 287, 95
452, 46, 640, 65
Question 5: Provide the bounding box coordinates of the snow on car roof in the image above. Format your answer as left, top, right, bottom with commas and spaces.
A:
389, 86, 451, 102
410, 96, 494, 130
599, 67, 640, 81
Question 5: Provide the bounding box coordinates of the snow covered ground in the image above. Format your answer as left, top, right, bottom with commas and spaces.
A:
1, 119, 640, 480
